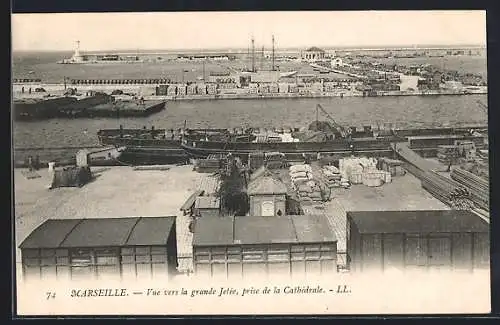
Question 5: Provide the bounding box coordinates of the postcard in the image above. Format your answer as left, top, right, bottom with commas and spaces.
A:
12, 10, 490, 315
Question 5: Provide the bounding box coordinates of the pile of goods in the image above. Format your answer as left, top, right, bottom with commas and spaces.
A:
377, 158, 406, 177
321, 165, 349, 189
450, 167, 489, 211
437, 145, 459, 165
289, 164, 329, 202
194, 154, 224, 173
420, 170, 475, 210
50, 166, 92, 189
455, 140, 476, 161
339, 157, 391, 187
265, 152, 287, 169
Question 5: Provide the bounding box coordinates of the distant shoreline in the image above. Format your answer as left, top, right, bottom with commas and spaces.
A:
12, 44, 487, 54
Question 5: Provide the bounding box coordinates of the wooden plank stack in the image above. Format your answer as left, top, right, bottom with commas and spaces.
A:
194, 154, 223, 173
420, 171, 475, 210
450, 167, 489, 211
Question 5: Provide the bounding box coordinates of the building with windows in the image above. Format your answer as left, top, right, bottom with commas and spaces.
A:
247, 171, 287, 217
192, 214, 337, 279
19, 217, 178, 281
331, 57, 344, 68
301, 47, 326, 62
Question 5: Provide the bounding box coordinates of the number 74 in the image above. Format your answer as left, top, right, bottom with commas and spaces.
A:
46, 292, 56, 300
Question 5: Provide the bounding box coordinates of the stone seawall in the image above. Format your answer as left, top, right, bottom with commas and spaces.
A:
12, 83, 488, 101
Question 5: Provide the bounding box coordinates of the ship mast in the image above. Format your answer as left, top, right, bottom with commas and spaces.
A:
272, 35, 275, 71
251, 36, 255, 72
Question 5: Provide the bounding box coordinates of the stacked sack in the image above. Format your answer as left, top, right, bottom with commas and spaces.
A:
289, 164, 313, 186
322, 165, 342, 188
289, 164, 323, 202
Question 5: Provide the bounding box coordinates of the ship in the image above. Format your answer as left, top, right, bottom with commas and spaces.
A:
97, 104, 487, 163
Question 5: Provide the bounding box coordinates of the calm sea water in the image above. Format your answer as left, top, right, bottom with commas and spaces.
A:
12, 52, 488, 148
13, 95, 488, 148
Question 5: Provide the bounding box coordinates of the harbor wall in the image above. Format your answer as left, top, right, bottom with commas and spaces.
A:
12, 82, 487, 101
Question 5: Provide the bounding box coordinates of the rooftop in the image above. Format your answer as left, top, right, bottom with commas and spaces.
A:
195, 196, 221, 209
193, 214, 337, 247
247, 172, 287, 195
19, 216, 176, 249
306, 47, 325, 52
347, 210, 489, 234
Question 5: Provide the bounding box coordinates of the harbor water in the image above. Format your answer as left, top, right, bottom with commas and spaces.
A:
13, 95, 488, 148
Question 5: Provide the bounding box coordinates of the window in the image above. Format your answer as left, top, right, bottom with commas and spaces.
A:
195, 253, 210, 263
119, 246, 169, 279
211, 254, 226, 263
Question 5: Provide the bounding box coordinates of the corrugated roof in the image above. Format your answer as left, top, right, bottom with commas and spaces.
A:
235, 216, 297, 244
193, 215, 336, 246
19, 217, 176, 249
126, 217, 175, 246
180, 190, 205, 211
292, 215, 337, 243
195, 196, 220, 209
347, 210, 489, 234
19, 219, 82, 249
192, 217, 234, 246
247, 175, 287, 195
61, 218, 139, 247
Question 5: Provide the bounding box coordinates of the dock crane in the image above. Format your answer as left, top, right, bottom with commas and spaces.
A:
315, 104, 352, 139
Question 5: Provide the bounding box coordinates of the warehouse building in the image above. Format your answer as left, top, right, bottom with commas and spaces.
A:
19, 217, 178, 281
192, 214, 337, 279
346, 210, 489, 273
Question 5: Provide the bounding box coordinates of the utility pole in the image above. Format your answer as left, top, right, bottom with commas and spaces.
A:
272, 35, 275, 71
261, 45, 264, 71
203, 60, 206, 81
251, 36, 255, 72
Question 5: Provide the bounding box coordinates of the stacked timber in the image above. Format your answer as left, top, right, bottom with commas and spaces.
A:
450, 168, 489, 211
194, 154, 223, 173
420, 171, 475, 209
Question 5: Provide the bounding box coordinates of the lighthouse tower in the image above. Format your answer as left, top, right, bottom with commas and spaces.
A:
71, 41, 84, 63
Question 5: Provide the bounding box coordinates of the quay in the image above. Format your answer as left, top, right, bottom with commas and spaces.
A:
12, 82, 487, 103
15, 146, 485, 280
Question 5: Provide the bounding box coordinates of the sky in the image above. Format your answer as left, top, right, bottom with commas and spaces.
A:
11, 11, 487, 51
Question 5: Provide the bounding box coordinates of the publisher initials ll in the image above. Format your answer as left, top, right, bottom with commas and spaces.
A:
336, 285, 350, 294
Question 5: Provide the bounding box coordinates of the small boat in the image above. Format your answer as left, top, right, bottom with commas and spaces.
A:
79, 146, 127, 166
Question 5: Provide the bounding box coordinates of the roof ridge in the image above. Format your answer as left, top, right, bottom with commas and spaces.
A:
123, 217, 142, 246
58, 218, 86, 248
